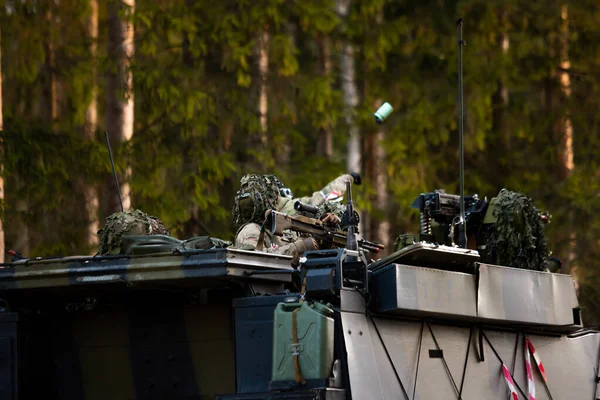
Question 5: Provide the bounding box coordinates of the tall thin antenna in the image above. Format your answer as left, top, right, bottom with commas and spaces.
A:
457, 18, 467, 249
105, 131, 124, 213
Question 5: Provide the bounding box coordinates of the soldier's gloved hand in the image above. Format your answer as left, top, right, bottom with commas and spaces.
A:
350, 172, 362, 185
321, 213, 341, 226
292, 237, 319, 254
290, 238, 319, 268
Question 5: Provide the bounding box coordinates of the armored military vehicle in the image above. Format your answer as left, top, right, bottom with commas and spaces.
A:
0, 19, 597, 400
0, 180, 598, 400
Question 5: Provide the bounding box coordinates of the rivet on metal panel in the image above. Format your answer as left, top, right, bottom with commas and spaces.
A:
359, 331, 363, 336
348, 330, 352, 334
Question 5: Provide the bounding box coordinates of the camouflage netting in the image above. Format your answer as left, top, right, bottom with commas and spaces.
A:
97, 209, 170, 255
485, 189, 549, 271
394, 234, 418, 251
232, 174, 282, 228
319, 200, 346, 219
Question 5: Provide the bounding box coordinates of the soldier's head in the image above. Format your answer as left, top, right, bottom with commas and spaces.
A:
97, 209, 170, 255
232, 174, 284, 228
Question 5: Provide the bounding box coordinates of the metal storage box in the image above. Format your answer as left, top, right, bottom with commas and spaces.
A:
372, 263, 477, 318
477, 263, 582, 328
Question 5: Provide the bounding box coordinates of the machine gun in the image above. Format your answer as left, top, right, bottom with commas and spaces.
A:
410, 189, 488, 245
263, 209, 384, 254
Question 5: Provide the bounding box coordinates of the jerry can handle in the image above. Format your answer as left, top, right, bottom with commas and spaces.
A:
278, 302, 303, 312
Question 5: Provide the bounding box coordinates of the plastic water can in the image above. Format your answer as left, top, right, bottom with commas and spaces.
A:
271, 301, 335, 382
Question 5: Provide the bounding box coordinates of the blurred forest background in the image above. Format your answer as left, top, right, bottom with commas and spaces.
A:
0, 0, 598, 324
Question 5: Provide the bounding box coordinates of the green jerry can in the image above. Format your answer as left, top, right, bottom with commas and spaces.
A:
271, 301, 335, 384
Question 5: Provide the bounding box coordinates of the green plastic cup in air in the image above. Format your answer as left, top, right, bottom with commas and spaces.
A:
373, 102, 393, 124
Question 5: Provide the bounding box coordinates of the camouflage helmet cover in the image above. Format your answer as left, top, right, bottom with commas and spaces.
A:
97, 209, 170, 255
233, 174, 282, 228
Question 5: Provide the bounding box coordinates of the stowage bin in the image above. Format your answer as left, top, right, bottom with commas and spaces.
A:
271, 301, 335, 382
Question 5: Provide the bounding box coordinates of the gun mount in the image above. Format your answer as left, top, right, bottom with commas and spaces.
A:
410, 189, 488, 246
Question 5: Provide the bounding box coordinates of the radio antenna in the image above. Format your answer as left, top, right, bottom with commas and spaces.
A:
457, 18, 467, 248
105, 131, 124, 213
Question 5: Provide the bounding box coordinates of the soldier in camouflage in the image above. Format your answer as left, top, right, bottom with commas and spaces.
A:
232, 173, 359, 259
97, 209, 170, 255
278, 172, 361, 216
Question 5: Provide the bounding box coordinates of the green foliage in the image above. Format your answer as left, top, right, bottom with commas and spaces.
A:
1, 0, 599, 323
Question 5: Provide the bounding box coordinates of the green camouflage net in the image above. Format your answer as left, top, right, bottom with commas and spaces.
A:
97, 209, 170, 255
232, 174, 281, 228
485, 189, 549, 271
318, 201, 346, 219
394, 234, 418, 251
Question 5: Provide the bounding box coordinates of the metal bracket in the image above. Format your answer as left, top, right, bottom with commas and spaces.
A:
292, 344, 300, 356
478, 328, 485, 362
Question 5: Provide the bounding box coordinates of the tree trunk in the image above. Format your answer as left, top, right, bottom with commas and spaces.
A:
182, 10, 199, 238
81, 0, 100, 252
493, 19, 510, 149
557, 5, 575, 277
336, 0, 361, 174
337, 0, 361, 240
490, 13, 510, 191
14, 180, 30, 258
256, 25, 269, 146
274, 21, 294, 166
317, 35, 333, 158
44, 6, 58, 129
372, 100, 390, 254
245, 24, 270, 169
106, 0, 135, 213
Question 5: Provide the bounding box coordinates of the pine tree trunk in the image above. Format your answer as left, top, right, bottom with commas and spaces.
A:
317, 35, 333, 158
337, 0, 361, 175
369, 10, 389, 252
495, 22, 510, 149
106, 0, 135, 213
82, 0, 99, 252
373, 100, 390, 254
245, 24, 270, 169
256, 25, 269, 146
14, 180, 30, 258
337, 0, 361, 240
44, 6, 58, 129
182, 11, 199, 238
490, 14, 510, 191
558, 5, 576, 277
274, 21, 294, 166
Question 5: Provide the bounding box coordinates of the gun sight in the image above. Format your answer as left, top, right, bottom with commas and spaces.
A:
294, 201, 319, 217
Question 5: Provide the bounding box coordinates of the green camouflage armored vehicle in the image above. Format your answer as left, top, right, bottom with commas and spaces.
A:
1, 20, 597, 400
0, 182, 598, 400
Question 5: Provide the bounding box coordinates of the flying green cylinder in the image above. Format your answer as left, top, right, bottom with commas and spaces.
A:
373, 102, 393, 124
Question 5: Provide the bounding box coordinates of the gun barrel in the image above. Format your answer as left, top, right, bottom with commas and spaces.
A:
294, 201, 320, 216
